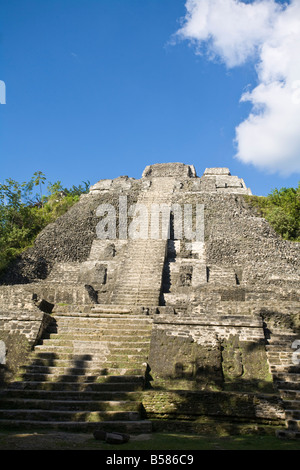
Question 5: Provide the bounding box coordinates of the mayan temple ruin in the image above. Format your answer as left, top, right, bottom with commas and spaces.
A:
0, 162, 299, 439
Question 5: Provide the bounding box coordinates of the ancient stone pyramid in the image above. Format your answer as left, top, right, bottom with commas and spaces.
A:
0, 163, 299, 438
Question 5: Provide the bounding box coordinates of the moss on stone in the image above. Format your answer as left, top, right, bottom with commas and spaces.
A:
0, 331, 31, 387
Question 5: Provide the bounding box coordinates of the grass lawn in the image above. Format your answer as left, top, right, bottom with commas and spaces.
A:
0, 429, 299, 450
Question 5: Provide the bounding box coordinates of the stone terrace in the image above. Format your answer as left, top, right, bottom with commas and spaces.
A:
0, 163, 299, 437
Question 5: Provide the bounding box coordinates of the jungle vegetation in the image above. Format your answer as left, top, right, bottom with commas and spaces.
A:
0, 172, 89, 275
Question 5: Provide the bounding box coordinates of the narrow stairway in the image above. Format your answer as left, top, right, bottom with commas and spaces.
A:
111, 239, 167, 306
111, 177, 176, 307
0, 311, 153, 433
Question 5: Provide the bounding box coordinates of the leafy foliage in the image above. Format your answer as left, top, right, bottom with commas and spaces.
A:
245, 184, 300, 241
0, 172, 90, 275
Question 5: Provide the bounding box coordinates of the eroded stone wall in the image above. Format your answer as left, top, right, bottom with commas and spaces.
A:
0, 163, 299, 431
148, 313, 273, 393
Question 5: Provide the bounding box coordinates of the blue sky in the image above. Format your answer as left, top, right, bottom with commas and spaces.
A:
0, 0, 299, 196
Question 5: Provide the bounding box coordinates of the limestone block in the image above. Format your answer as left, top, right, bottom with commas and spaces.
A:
89, 179, 113, 192
79, 261, 107, 285
178, 265, 193, 287
93, 430, 130, 444
215, 175, 242, 188
142, 163, 197, 178
112, 176, 133, 190
185, 241, 205, 259
199, 169, 252, 194
191, 179, 202, 191
204, 168, 231, 176
88, 240, 127, 260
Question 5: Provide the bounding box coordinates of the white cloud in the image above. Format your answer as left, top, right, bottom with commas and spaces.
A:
176, 0, 300, 175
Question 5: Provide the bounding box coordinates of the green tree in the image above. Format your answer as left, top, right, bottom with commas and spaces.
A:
0, 173, 89, 276
246, 183, 300, 241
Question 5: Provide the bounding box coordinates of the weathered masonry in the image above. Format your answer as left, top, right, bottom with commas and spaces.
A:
0, 163, 299, 438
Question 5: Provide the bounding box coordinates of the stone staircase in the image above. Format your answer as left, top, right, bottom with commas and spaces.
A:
265, 328, 300, 439
111, 239, 167, 306
111, 177, 176, 307
0, 312, 153, 433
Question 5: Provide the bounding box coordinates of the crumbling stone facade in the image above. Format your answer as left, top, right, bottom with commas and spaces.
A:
0, 163, 299, 437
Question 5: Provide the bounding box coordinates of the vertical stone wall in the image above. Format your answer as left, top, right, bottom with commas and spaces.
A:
148, 313, 273, 393
0, 309, 53, 385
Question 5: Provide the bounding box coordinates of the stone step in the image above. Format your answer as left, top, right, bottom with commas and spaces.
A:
268, 334, 299, 345
26, 352, 146, 370
118, 254, 165, 261
8, 381, 144, 392
85, 307, 133, 314
269, 361, 296, 368
111, 295, 159, 302
111, 302, 157, 308
111, 302, 158, 308
46, 321, 152, 330
267, 358, 294, 364
31, 353, 149, 365
115, 265, 163, 272
270, 365, 300, 374
282, 400, 300, 410
17, 373, 145, 384
167, 314, 263, 327
49, 325, 153, 333
280, 389, 300, 400
268, 330, 298, 337
268, 339, 298, 346
0, 409, 141, 423
26, 357, 148, 369
114, 271, 162, 278
53, 315, 153, 324
116, 262, 164, 270
50, 314, 153, 322
112, 284, 161, 292
53, 311, 152, 317
110, 284, 160, 296
285, 410, 300, 420
112, 297, 158, 305
275, 381, 300, 391
0, 419, 153, 434
47, 323, 153, 333
110, 288, 159, 295
20, 365, 146, 376
38, 339, 150, 348
25, 354, 148, 369
33, 344, 149, 354
84, 316, 152, 322
0, 398, 142, 412
273, 373, 300, 382
114, 299, 159, 305
266, 345, 296, 352
0, 298, 154, 435
267, 354, 294, 361
44, 335, 152, 343
51, 314, 153, 321
0, 389, 143, 402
